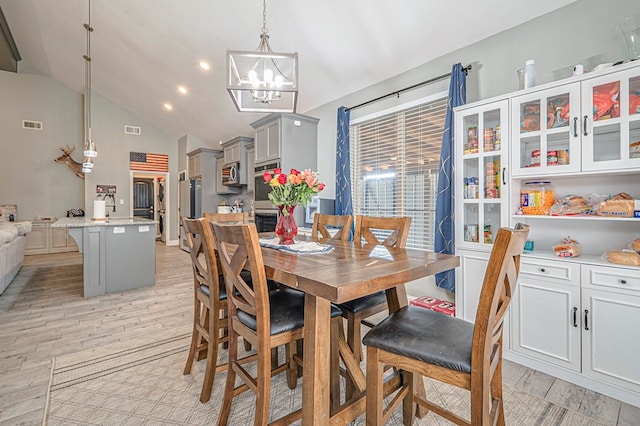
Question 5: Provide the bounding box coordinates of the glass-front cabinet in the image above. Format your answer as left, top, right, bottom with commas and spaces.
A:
581, 68, 640, 171
454, 99, 509, 250
511, 84, 581, 176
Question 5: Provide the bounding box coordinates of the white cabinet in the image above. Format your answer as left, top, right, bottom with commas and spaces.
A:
25, 221, 78, 255
581, 264, 640, 393
455, 99, 510, 251
216, 155, 241, 195
511, 257, 581, 372
511, 63, 640, 176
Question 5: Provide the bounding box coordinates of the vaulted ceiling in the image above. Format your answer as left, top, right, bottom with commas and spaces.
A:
0, 0, 576, 145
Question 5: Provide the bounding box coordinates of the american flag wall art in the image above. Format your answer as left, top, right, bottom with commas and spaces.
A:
129, 152, 168, 172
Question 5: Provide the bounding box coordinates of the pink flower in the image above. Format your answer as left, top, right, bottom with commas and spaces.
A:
263, 171, 272, 182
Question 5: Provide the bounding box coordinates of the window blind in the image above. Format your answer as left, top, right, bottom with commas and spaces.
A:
351, 97, 447, 250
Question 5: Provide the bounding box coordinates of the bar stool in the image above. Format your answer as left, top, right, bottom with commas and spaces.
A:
363, 224, 529, 425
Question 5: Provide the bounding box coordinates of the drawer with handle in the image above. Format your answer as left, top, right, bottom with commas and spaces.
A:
582, 264, 640, 293
520, 258, 580, 283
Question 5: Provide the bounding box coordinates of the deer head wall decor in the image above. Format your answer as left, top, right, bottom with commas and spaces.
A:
55, 145, 85, 179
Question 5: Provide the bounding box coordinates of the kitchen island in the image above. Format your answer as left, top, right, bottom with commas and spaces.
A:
52, 217, 157, 298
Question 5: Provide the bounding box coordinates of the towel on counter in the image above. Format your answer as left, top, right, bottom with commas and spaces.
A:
259, 237, 334, 255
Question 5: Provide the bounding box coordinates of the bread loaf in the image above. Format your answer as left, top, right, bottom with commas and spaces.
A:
632, 238, 640, 253
605, 250, 640, 266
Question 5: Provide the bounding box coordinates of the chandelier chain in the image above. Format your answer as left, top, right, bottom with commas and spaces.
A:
261, 0, 268, 37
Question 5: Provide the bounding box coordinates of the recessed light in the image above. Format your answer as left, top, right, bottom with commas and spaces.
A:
199, 61, 210, 71
163, 103, 173, 111
178, 86, 188, 95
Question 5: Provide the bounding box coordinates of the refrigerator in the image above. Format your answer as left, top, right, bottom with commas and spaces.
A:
179, 173, 202, 251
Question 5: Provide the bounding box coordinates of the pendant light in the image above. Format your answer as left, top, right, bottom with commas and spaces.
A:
82, 0, 97, 173
226, 0, 298, 113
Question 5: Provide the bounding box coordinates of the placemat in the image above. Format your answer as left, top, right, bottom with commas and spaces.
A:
259, 237, 335, 255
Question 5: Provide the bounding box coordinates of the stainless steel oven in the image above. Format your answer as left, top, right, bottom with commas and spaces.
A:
254, 161, 280, 211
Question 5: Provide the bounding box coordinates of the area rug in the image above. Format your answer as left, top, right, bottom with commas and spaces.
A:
43, 334, 602, 425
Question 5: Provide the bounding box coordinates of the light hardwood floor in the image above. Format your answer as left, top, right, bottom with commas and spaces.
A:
1, 243, 639, 425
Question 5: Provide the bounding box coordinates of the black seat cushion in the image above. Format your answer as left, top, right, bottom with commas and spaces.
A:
338, 291, 387, 313
362, 306, 474, 373
237, 287, 342, 336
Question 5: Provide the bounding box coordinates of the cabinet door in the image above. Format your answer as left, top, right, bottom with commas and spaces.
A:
50, 227, 68, 250
266, 120, 280, 161
511, 83, 581, 176
511, 271, 581, 372
24, 223, 49, 255
581, 67, 640, 171
456, 248, 511, 349
455, 100, 510, 251
582, 288, 640, 391
247, 147, 255, 193
224, 143, 240, 164
255, 128, 268, 164
188, 154, 201, 178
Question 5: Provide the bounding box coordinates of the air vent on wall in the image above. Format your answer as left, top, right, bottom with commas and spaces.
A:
124, 125, 141, 135
22, 120, 43, 130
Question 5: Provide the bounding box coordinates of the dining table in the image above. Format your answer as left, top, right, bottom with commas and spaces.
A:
259, 235, 460, 425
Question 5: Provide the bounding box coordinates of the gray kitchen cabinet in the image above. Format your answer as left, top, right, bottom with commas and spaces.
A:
246, 144, 255, 194
221, 136, 253, 185
250, 113, 319, 167
187, 147, 222, 214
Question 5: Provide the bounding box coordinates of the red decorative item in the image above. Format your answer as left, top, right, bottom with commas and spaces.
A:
275, 205, 297, 245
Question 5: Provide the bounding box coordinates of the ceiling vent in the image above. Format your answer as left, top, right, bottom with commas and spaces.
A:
124, 125, 141, 135
22, 120, 43, 130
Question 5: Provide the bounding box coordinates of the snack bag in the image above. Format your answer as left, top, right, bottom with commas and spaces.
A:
553, 237, 581, 257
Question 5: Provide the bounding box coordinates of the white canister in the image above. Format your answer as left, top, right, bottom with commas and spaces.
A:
524, 59, 536, 89
93, 200, 106, 219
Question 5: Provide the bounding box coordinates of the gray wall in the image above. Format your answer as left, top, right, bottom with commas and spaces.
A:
307, 0, 640, 199
0, 70, 180, 242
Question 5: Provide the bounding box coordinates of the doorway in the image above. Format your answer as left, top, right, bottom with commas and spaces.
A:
130, 172, 169, 242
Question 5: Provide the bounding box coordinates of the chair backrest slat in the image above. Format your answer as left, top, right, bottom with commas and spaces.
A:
203, 211, 249, 224
311, 214, 353, 242
212, 222, 271, 338
182, 216, 220, 300
471, 223, 529, 374
354, 215, 411, 248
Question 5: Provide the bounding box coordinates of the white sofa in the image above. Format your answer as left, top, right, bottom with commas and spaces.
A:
0, 221, 31, 295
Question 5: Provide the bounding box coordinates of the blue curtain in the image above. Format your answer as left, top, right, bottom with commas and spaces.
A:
335, 106, 352, 217
434, 63, 466, 293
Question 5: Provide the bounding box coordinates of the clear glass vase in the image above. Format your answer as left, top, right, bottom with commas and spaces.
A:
275, 205, 297, 245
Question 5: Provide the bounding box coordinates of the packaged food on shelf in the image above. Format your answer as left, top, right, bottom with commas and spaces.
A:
520, 181, 555, 215
549, 195, 591, 215
483, 128, 494, 151
494, 125, 501, 151
596, 198, 640, 218
553, 237, 581, 257
630, 238, 640, 253
603, 250, 640, 266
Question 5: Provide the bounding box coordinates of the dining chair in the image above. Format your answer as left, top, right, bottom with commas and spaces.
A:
310, 213, 353, 242
338, 215, 411, 363
181, 217, 229, 403
363, 223, 529, 425
212, 222, 343, 425
203, 211, 248, 224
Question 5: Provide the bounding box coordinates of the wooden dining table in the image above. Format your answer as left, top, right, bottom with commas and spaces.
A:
259, 236, 460, 425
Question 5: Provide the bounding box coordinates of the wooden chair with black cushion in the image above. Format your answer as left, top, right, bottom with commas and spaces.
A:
363, 224, 529, 425
182, 217, 229, 403
310, 213, 353, 242
338, 215, 411, 363
213, 222, 343, 425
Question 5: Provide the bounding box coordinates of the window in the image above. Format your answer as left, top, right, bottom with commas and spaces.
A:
351, 95, 447, 250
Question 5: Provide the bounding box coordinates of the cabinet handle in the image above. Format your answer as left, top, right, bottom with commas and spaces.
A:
620, 279, 628, 285
583, 115, 589, 136
573, 117, 578, 137
573, 307, 578, 327
584, 309, 589, 331
502, 168, 507, 186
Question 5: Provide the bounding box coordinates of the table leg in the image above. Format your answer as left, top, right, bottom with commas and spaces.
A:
302, 294, 331, 425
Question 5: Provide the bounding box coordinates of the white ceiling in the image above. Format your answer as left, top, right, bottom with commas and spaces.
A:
1, 0, 576, 146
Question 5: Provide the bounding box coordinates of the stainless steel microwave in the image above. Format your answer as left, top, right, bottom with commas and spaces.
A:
221, 162, 241, 186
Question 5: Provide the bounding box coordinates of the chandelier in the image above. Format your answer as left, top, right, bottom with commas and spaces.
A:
82, 0, 97, 173
226, 0, 298, 113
